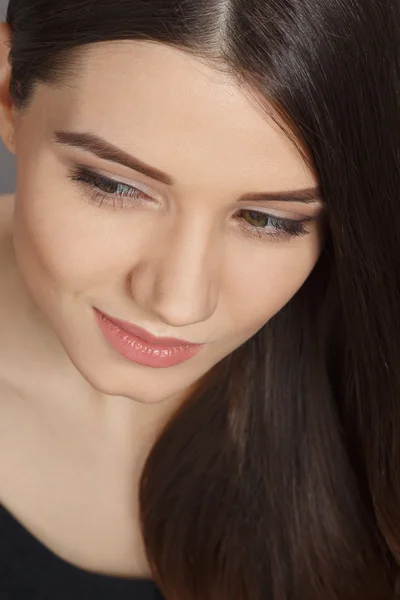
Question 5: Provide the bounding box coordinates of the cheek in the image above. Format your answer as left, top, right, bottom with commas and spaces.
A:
12, 193, 96, 293
228, 237, 322, 336
11, 184, 139, 295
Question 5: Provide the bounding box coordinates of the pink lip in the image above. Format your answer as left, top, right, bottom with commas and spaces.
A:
94, 308, 198, 346
93, 308, 205, 369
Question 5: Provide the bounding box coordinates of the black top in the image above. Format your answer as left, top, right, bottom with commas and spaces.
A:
0, 503, 165, 599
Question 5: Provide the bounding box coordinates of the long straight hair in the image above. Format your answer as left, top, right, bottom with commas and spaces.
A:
5, 1, 400, 598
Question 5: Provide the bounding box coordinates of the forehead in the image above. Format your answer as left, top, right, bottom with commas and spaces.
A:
33, 40, 316, 192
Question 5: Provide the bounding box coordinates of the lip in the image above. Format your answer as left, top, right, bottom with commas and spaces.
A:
93, 308, 205, 368
93, 308, 199, 347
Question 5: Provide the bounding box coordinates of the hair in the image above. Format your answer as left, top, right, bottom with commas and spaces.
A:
4, 0, 400, 598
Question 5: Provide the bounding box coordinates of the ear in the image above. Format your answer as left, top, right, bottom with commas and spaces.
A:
0, 22, 17, 155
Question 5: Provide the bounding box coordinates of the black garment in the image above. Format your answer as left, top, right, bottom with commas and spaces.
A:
0, 503, 165, 599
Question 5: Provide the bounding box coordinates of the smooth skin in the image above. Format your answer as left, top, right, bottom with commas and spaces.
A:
0, 22, 327, 578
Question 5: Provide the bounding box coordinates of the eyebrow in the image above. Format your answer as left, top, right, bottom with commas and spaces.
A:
53, 130, 322, 205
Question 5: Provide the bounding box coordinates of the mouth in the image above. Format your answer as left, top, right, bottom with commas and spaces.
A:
95, 308, 200, 346
93, 308, 206, 368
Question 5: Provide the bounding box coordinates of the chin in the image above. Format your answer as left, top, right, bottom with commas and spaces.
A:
68, 352, 192, 404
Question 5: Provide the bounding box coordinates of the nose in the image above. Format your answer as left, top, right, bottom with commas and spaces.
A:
129, 216, 221, 329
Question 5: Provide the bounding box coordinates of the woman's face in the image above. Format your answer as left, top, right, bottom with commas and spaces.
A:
0, 34, 327, 404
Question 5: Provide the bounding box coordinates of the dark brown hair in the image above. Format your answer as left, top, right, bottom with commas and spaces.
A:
5, 0, 400, 598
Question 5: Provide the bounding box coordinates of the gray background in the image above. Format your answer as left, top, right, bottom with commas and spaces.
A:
0, 0, 16, 194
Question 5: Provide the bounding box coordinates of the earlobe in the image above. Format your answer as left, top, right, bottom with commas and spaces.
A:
0, 22, 16, 155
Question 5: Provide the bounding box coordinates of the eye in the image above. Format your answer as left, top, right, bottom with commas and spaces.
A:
68, 166, 154, 209
68, 166, 314, 242
234, 209, 312, 242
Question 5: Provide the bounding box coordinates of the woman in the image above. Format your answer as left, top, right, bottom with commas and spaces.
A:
0, 0, 399, 598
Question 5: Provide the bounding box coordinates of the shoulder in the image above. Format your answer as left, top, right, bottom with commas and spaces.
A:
0, 193, 15, 204
0, 193, 15, 239
0, 192, 15, 207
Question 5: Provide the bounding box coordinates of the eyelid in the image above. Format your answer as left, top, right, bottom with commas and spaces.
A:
241, 205, 315, 221
77, 165, 318, 220
77, 164, 157, 198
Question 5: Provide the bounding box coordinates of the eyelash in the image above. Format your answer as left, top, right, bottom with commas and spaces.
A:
67, 166, 311, 242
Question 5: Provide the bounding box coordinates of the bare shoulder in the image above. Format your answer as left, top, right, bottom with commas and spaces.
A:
0, 192, 15, 205
0, 193, 15, 238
